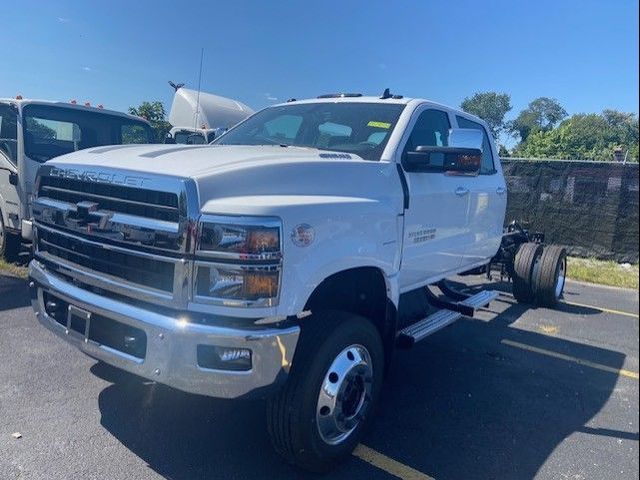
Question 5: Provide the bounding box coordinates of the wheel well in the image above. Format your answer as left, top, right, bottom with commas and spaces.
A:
304, 267, 397, 363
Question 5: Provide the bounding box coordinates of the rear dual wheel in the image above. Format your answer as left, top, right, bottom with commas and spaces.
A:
512, 242, 567, 308
535, 245, 567, 308
512, 242, 543, 304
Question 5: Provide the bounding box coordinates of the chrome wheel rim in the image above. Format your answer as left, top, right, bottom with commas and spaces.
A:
316, 344, 373, 445
555, 258, 566, 299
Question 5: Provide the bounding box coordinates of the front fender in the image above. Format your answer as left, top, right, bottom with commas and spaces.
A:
277, 201, 402, 315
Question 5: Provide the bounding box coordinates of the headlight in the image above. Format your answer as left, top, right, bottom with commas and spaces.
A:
194, 216, 282, 307
199, 219, 280, 260
194, 264, 279, 306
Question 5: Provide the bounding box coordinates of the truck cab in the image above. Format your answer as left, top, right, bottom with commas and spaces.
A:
28, 92, 509, 472
168, 126, 224, 145
0, 98, 155, 259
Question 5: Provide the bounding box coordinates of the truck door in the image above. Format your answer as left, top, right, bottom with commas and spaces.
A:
455, 115, 507, 265
397, 108, 474, 290
0, 103, 20, 231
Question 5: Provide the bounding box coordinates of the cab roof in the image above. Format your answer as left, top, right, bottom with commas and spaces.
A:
0, 98, 150, 123
273, 95, 482, 124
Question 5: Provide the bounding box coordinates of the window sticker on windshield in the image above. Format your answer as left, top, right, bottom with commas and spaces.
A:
367, 121, 391, 129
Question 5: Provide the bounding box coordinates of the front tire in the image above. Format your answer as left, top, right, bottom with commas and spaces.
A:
0, 210, 20, 262
267, 311, 384, 473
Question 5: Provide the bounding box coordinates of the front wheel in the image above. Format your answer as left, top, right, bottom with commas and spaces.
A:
0, 211, 20, 262
267, 312, 384, 473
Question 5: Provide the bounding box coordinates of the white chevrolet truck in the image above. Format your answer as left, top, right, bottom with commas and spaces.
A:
28, 91, 567, 472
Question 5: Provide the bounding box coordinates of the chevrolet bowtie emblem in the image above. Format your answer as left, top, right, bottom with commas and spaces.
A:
76, 201, 99, 220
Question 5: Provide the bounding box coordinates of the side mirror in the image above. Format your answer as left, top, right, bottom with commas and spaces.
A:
405, 146, 482, 174
403, 128, 483, 174
9, 172, 18, 186
164, 134, 176, 144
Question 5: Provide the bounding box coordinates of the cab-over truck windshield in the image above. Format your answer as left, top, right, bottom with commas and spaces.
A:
23, 104, 155, 162
215, 102, 405, 161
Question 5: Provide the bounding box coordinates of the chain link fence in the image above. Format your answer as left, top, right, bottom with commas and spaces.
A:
501, 158, 639, 263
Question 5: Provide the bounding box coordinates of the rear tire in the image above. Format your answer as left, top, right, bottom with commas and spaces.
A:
0, 210, 20, 262
535, 245, 567, 308
266, 311, 384, 473
512, 242, 543, 304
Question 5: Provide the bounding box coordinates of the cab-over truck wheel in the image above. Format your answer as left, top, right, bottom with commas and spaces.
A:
266, 311, 384, 472
0, 209, 20, 262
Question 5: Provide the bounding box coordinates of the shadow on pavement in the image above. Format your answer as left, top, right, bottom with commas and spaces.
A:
94, 291, 629, 479
0, 274, 30, 312
452, 277, 604, 316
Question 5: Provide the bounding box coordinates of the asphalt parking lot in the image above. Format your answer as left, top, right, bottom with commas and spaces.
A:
0, 273, 638, 480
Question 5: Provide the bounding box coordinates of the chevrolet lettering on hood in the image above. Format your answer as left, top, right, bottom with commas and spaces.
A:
48, 167, 151, 188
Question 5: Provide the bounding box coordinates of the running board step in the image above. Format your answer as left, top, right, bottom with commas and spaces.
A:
397, 309, 462, 348
425, 287, 499, 317
459, 290, 499, 310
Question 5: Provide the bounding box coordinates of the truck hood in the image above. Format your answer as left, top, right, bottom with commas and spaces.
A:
44, 144, 403, 213
49, 144, 367, 178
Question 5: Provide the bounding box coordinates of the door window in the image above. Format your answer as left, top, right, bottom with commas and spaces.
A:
455, 116, 496, 174
403, 109, 451, 168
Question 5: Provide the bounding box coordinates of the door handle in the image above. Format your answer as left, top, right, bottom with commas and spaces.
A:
496, 187, 506, 195
455, 187, 469, 197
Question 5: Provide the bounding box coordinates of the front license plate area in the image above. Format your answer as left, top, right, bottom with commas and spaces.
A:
67, 304, 91, 339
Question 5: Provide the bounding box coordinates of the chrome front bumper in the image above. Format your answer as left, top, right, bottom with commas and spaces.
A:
29, 260, 300, 399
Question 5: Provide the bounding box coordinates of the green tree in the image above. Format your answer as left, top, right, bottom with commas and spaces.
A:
128, 101, 172, 142
460, 91, 512, 138
514, 110, 639, 161
509, 97, 567, 141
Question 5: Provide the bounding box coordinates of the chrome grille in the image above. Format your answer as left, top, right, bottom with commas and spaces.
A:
38, 227, 175, 292
33, 164, 199, 308
38, 175, 179, 222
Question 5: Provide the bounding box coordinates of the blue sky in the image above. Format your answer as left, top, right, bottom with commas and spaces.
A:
1, 0, 638, 140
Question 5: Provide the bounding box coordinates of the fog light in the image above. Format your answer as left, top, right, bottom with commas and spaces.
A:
197, 345, 252, 371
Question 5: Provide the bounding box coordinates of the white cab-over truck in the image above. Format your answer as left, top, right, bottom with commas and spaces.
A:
0, 97, 154, 260
166, 88, 254, 144
28, 91, 567, 472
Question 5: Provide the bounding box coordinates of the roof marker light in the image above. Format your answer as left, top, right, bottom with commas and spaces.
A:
84, 102, 91, 107
16, 95, 23, 100
97, 104, 104, 109
70, 100, 77, 104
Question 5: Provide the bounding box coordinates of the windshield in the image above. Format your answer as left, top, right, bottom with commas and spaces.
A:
214, 102, 405, 161
23, 104, 156, 162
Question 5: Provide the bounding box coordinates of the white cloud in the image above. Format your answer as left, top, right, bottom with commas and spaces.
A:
264, 93, 278, 101
82, 66, 91, 72
57, 17, 70, 23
